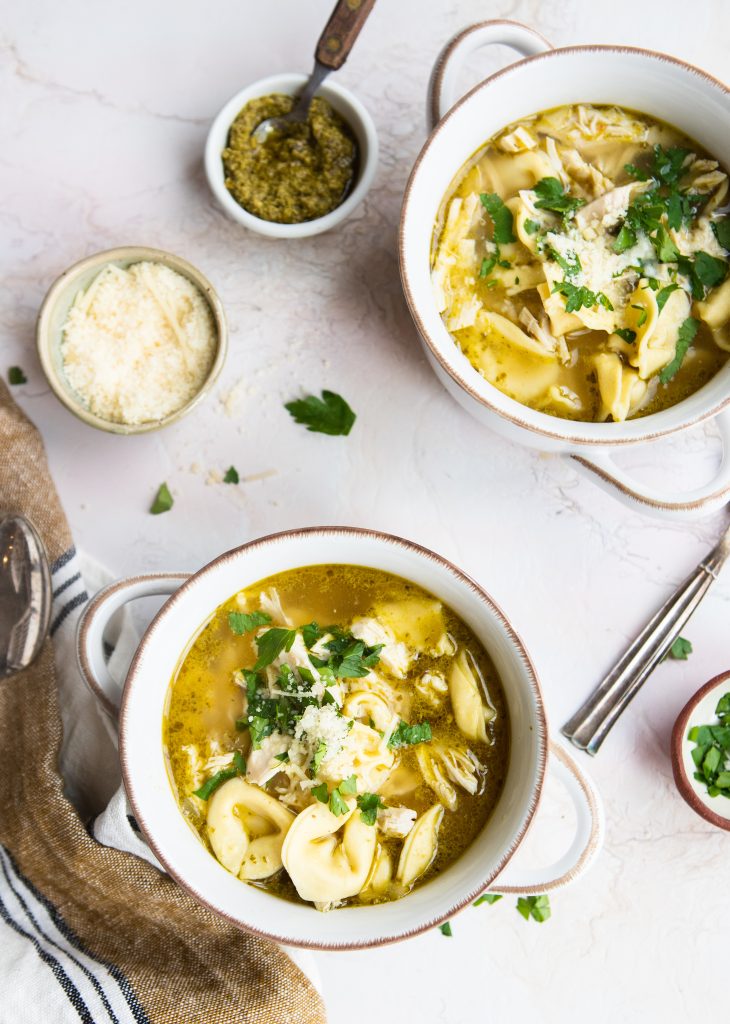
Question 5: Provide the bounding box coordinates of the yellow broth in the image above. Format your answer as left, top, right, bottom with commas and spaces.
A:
163, 564, 510, 909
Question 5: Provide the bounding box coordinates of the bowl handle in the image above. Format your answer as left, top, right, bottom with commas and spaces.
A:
428, 20, 553, 128
76, 573, 189, 717
491, 741, 604, 894
569, 408, 730, 520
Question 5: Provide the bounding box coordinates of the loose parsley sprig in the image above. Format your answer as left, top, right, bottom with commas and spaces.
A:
150, 482, 173, 515
532, 177, 586, 221
285, 390, 356, 436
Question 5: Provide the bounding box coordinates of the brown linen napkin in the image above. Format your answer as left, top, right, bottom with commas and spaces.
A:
0, 381, 325, 1024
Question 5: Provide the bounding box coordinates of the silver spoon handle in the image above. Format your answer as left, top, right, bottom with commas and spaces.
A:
562, 533, 730, 755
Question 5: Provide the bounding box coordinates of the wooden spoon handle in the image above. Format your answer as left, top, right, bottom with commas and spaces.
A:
315, 0, 377, 71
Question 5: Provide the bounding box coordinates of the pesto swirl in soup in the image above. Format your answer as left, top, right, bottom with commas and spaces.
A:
432, 104, 730, 421
164, 565, 509, 912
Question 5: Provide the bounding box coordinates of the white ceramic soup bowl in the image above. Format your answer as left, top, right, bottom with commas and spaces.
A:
77, 527, 602, 949
400, 21, 730, 519
205, 73, 378, 238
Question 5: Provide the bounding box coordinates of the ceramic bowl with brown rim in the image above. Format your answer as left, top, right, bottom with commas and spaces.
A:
76, 527, 603, 949
36, 246, 228, 434
399, 20, 730, 519
672, 670, 730, 831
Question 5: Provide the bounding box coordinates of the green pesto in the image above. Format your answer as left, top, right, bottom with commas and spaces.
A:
222, 94, 358, 224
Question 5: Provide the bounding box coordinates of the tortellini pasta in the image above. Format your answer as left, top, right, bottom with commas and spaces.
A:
448, 650, 494, 744
206, 778, 295, 880
396, 805, 444, 888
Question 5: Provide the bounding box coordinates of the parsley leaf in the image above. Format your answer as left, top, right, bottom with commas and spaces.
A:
668, 636, 693, 660
479, 193, 515, 245
340, 774, 357, 795
321, 630, 383, 678
356, 792, 384, 826
479, 256, 497, 278
438, 922, 453, 937
654, 225, 679, 263
223, 466, 239, 484
650, 145, 689, 187
524, 218, 540, 235
193, 751, 246, 800
615, 328, 637, 344
692, 251, 727, 293
474, 893, 502, 906
533, 177, 586, 220
274, 751, 289, 762
656, 283, 679, 313
631, 304, 648, 327
8, 366, 27, 385
329, 788, 350, 815
712, 217, 730, 252
312, 782, 329, 803
552, 281, 613, 313
613, 225, 636, 254
658, 317, 699, 383
150, 482, 173, 515
548, 246, 581, 280
516, 894, 551, 923
311, 739, 327, 776
254, 627, 297, 670
228, 610, 272, 635
301, 622, 324, 649
388, 720, 432, 748
285, 390, 356, 436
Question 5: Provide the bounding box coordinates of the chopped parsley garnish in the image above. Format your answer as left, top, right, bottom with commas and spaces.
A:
548, 246, 581, 280
150, 482, 173, 515
516, 894, 551, 923
8, 366, 27, 385
223, 466, 239, 484
668, 636, 693, 660
310, 739, 327, 776
274, 751, 289, 762
254, 627, 297, 670
552, 281, 613, 314
712, 217, 730, 252
687, 691, 730, 798
654, 225, 679, 263
614, 328, 637, 344
285, 390, 356, 436
312, 782, 329, 803
301, 622, 324, 648
658, 317, 699, 383
479, 256, 496, 278
329, 787, 350, 816
479, 192, 515, 245
612, 225, 636, 254
474, 893, 502, 906
631, 304, 648, 326
228, 610, 272, 635
524, 218, 540, 235
438, 922, 453, 937
656, 284, 679, 313
533, 177, 586, 220
356, 792, 384, 825
193, 751, 246, 800
388, 720, 432, 748
312, 776, 358, 816
691, 251, 728, 295
313, 628, 383, 678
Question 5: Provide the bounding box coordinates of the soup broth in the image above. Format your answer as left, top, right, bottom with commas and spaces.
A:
164, 564, 509, 911
432, 104, 730, 422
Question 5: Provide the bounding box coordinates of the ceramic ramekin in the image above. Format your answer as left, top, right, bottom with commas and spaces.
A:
205, 73, 378, 238
36, 246, 228, 435
76, 526, 603, 949
399, 21, 730, 519
672, 670, 730, 831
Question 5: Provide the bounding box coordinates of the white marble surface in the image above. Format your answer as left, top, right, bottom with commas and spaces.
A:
2, 0, 730, 1020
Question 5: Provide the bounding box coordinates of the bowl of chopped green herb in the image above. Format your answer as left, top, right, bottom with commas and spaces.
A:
672, 670, 730, 831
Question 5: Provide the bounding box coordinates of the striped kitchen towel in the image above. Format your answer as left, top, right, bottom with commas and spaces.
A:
0, 380, 325, 1023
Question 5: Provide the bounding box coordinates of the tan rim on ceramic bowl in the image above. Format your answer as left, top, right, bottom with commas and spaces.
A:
399, 22, 730, 519
76, 526, 603, 949
671, 670, 730, 831
36, 246, 228, 435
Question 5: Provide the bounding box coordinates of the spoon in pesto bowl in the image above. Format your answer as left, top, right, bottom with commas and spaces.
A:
252, 0, 377, 142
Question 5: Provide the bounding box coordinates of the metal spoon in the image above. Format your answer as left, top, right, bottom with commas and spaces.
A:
562, 518, 730, 755
252, 0, 377, 142
0, 515, 52, 677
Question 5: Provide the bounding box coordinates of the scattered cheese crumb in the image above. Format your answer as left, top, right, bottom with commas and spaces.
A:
61, 261, 216, 425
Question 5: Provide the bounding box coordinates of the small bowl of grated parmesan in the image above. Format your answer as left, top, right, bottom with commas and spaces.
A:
36, 246, 227, 433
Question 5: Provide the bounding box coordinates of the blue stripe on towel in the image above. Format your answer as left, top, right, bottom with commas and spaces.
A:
53, 571, 82, 599
50, 592, 89, 636
50, 547, 77, 575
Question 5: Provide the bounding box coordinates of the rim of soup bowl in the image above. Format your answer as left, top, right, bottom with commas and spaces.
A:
399, 43, 730, 448
118, 526, 548, 949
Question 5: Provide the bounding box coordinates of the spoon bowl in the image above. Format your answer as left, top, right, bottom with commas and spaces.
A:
0, 515, 52, 677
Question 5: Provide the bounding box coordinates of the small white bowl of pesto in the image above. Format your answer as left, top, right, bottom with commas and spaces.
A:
204, 73, 378, 238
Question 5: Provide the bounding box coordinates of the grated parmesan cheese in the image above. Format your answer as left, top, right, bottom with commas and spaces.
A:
61, 261, 217, 425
